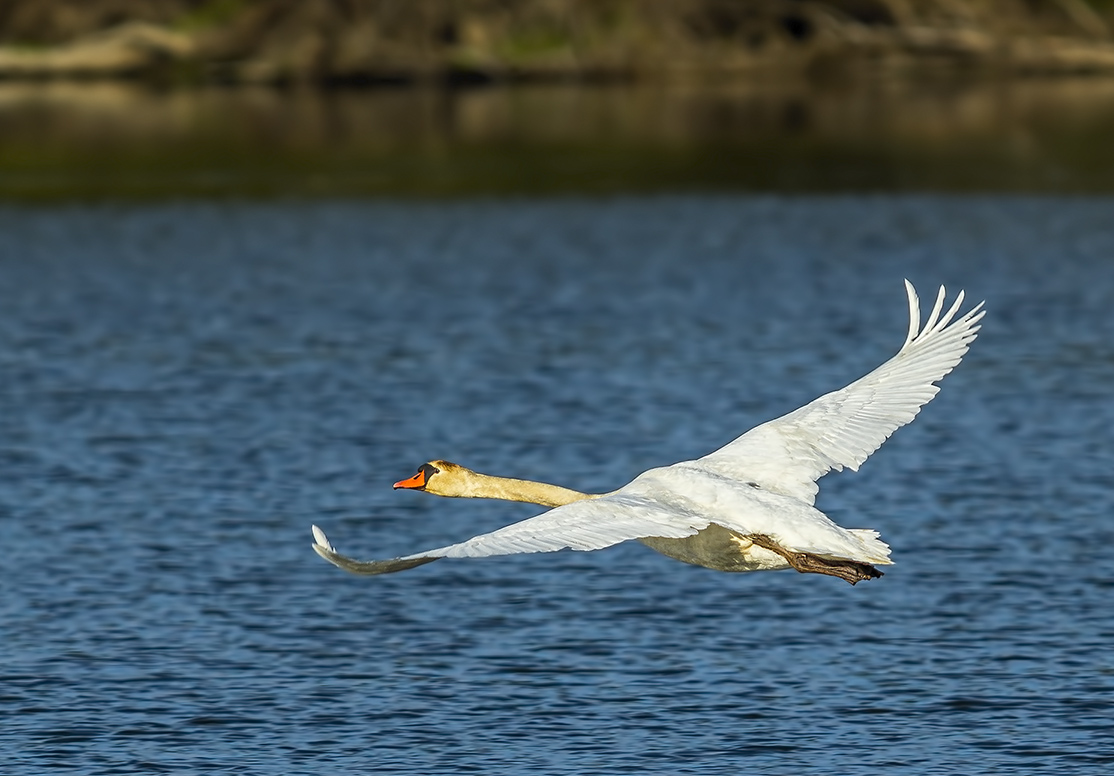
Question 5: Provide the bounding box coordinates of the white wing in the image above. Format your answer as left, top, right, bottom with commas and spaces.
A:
699, 281, 984, 503
311, 494, 706, 576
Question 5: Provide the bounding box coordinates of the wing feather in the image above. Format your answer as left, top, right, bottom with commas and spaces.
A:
699, 280, 984, 503
311, 495, 705, 576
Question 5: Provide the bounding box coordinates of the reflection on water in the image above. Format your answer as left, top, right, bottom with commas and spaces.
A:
2, 78, 1114, 198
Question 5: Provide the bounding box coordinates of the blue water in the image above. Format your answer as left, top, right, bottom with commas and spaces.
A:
2, 197, 1113, 774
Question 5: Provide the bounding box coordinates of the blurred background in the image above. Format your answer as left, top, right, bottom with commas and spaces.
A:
2, 0, 1114, 197
3, 3, 1114, 776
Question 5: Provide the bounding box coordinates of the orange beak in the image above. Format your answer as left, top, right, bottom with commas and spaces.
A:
393, 470, 427, 490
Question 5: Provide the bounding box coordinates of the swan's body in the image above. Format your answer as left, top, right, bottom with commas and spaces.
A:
312, 281, 984, 584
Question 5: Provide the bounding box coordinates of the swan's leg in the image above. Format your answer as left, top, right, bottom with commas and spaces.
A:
747, 534, 883, 585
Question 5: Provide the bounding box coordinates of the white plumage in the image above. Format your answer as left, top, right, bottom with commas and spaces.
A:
312, 280, 984, 583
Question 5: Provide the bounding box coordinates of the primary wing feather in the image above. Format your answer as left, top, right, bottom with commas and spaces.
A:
699, 281, 984, 503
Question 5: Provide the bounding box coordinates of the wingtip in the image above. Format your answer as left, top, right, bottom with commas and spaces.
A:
311, 524, 335, 553
902, 280, 984, 347
903, 279, 920, 348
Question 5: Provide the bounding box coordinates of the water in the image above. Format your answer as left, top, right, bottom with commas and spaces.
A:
1, 196, 1113, 774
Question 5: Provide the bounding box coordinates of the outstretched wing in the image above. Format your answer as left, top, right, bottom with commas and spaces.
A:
311, 494, 706, 576
699, 281, 984, 503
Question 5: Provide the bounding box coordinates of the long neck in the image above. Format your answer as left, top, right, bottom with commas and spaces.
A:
461, 471, 598, 508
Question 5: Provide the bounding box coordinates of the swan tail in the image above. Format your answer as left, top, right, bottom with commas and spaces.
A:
848, 528, 894, 566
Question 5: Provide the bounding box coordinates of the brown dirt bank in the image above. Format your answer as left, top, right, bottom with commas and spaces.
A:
1, 0, 1114, 83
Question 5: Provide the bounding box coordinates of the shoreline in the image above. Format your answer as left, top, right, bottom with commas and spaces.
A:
2, 2, 1114, 85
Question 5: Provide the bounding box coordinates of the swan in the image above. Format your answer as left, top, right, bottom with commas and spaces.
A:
386, 461, 828, 576
312, 280, 984, 584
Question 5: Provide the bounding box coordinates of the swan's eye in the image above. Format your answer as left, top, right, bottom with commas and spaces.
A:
394, 464, 439, 490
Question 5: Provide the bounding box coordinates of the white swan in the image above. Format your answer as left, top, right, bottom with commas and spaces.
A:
312, 280, 984, 584
384, 460, 885, 581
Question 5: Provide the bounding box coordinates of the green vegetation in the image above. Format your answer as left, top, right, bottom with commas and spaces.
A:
174, 0, 249, 33
3, 0, 1114, 82
497, 25, 576, 60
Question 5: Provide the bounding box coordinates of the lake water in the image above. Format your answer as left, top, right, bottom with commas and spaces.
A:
2, 196, 1113, 774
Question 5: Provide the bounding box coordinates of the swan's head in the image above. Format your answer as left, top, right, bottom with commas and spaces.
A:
393, 460, 473, 497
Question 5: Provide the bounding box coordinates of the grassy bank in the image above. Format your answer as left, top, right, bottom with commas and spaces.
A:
1, 1, 1114, 83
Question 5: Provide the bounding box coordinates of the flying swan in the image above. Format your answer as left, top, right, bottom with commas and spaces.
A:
312, 280, 984, 584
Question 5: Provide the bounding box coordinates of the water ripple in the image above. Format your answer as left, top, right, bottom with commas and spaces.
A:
1, 196, 1112, 774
